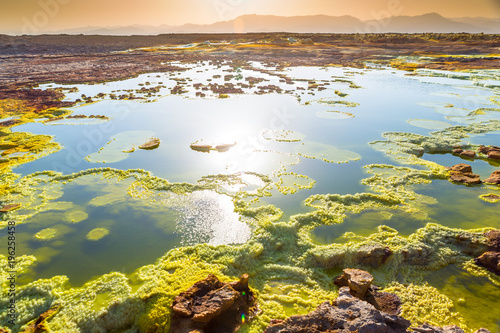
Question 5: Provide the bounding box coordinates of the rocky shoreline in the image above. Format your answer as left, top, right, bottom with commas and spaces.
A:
168, 270, 493, 333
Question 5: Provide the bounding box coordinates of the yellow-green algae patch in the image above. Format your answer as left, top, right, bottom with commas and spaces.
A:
63, 210, 88, 223
370, 120, 500, 163
0, 130, 61, 176
407, 119, 451, 130
479, 193, 500, 203
34, 228, 57, 241
384, 283, 466, 328
315, 110, 355, 120
317, 99, 360, 108
262, 129, 305, 142
295, 141, 361, 164
274, 172, 315, 195
86, 130, 156, 163
86, 228, 110, 241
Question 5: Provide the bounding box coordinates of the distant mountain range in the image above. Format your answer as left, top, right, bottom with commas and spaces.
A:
44, 13, 500, 35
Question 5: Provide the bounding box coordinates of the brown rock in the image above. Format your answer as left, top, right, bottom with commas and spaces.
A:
191, 284, 239, 323
449, 171, 481, 184
452, 149, 463, 154
487, 150, 500, 160
138, 138, 160, 150
484, 170, 500, 184
264, 287, 411, 333
334, 268, 402, 315
0, 203, 21, 213
229, 273, 249, 292
459, 150, 475, 158
20, 306, 59, 333
0, 119, 21, 127
478, 145, 489, 154
449, 163, 472, 173
334, 268, 373, 298
170, 274, 256, 333
366, 289, 403, 316
474, 251, 500, 275
485, 230, 500, 251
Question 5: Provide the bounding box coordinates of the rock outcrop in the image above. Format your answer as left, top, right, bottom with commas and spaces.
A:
264, 286, 410, 333
265, 268, 492, 333
475, 230, 500, 275
334, 268, 402, 316
170, 274, 256, 333
459, 150, 476, 158
138, 138, 160, 150
478, 145, 500, 160
484, 170, 500, 184
447, 164, 481, 184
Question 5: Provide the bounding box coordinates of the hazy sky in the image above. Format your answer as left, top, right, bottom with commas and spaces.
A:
1, 0, 499, 34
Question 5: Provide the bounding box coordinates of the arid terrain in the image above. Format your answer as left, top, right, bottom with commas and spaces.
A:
1, 33, 499, 88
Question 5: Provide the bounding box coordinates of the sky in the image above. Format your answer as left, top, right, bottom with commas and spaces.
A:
1, 0, 499, 34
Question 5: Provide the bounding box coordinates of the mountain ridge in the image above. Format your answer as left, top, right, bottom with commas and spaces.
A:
32, 13, 500, 35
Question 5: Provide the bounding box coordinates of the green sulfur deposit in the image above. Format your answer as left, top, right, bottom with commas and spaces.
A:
85, 228, 110, 241
34, 228, 57, 241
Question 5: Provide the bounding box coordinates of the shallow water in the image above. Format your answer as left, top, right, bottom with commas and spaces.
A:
2, 62, 500, 331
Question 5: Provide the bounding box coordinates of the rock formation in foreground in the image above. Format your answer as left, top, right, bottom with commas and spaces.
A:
334, 268, 402, 315
264, 268, 491, 333
170, 274, 257, 333
170, 271, 492, 333
264, 286, 410, 333
475, 229, 500, 275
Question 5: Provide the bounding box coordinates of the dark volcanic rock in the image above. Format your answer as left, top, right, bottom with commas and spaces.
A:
366, 288, 403, 316
334, 268, 402, 316
474, 229, 500, 276
266, 268, 492, 333
485, 230, 500, 251
170, 274, 256, 333
484, 170, 500, 184
475, 251, 500, 275
264, 287, 411, 333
